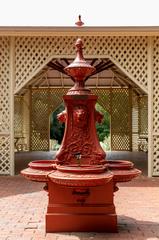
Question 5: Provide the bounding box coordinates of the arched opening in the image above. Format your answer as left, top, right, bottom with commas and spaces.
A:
50, 103, 65, 151
49, 103, 111, 152
95, 103, 111, 151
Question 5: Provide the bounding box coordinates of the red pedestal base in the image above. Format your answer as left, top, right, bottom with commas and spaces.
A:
46, 179, 117, 232
21, 159, 141, 232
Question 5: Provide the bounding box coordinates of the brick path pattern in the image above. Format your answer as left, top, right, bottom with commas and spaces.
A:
0, 175, 159, 240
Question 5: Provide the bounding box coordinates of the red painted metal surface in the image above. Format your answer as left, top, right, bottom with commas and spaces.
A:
75, 15, 84, 27
21, 37, 141, 232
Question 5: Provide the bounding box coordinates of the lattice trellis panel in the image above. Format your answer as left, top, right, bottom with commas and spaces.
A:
111, 88, 131, 151
139, 96, 148, 136
31, 88, 68, 151
132, 92, 139, 151
14, 36, 148, 93
0, 135, 10, 174
14, 93, 30, 151
30, 87, 132, 151
0, 37, 10, 132
92, 89, 111, 113
152, 37, 159, 175
92, 88, 132, 151
0, 37, 10, 174
49, 88, 68, 113
153, 37, 159, 134
23, 91, 30, 150
153, 136, 159, 175
14, 96, 23, 137
31, 89, 49, 151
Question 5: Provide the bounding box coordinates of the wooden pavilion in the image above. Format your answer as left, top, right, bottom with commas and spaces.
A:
0, 26, 158, 176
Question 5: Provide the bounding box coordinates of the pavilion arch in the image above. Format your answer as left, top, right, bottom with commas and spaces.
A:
14, 36, 148, 94
0, 34, 157, 177
13, 36, 148, 154
14, 56, 148, 175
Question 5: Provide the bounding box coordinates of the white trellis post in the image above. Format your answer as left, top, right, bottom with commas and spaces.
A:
9, 37, 15, 176
148, 36, 153, 177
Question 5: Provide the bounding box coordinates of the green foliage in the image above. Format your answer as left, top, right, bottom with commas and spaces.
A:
50, 103, 65, 144
96, 103, 110, 142
50, 103, 110, 145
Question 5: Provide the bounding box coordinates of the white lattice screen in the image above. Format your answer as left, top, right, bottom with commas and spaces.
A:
0, 34, 158, 175
152, 37, 159, 175
30, 88, 132, 151
132, 92, 139, 151
49, 88, 68, 113
0, 135, 10, 173
111, 88, 131, 151
14, 36, 148, 93
14, 92, 30, 151
31, 89, 49, 150
92, 88, 131, 150
14, 96, 23, 137
23, 91, 30, 150
30, 88, 68, 151
92, 89, 111, 113
0, 37, 11, 174
139, 96, 148, 136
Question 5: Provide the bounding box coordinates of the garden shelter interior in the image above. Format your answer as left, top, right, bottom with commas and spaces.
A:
1, 29, 159, 177
14, 57, 148, 161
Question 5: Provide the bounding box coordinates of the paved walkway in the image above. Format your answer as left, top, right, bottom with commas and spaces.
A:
0, 175, 159, 240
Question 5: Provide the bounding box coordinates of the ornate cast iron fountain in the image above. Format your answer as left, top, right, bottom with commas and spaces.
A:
21, 37, 141, 232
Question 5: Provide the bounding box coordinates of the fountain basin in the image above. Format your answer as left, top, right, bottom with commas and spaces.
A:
107, 160, 134, 170
48, 170, 113, 187
106, 160, 141, 183
21, 159, 141, 184
21, 160, 56, 182
21, 167, 53, 182
112, 168, 141, 183
56, 164, 107, 173
28, 160, 57, 170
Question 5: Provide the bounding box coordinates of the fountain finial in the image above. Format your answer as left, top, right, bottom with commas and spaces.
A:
75, 15, 84, 27
64, 37, 95, 83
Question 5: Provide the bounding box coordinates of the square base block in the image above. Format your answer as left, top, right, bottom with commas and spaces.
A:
46, 179, 117, 232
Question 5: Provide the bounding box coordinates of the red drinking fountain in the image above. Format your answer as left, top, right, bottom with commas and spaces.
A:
21, 38, 141, 232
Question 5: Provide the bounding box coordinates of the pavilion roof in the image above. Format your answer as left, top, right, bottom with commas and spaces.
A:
18, 57, 145, 96
1, 26, 159, 36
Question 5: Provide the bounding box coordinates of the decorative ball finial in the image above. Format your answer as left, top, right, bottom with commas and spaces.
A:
75, 15, 84, 27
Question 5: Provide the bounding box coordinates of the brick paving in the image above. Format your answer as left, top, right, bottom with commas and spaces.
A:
0, 175, 159, 240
